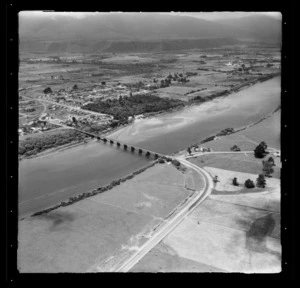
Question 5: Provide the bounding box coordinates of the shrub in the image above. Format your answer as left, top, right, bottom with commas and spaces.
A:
232, 177, 239, 186
171, 159, 181, 167
244, 179, 255, 188
262, 160, 274, 177
43, 87, 52, 94
231, 145, 241, 151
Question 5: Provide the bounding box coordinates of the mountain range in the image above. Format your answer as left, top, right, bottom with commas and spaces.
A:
19, 13, 282, 53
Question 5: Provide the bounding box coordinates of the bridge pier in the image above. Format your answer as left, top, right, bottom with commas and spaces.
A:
110, 140, 114, 144
154, 153, 159, 159
103, 138, 107, 143
117, 142, 121, 147
124, 144, 128, 150
131, 147, 135, 152
138, 149, 143, 154
145, 151, 150, 157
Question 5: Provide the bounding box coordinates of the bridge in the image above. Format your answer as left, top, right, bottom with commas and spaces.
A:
71, 127, 166, 160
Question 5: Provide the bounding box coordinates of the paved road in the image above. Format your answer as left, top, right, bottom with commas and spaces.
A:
115, 156, 214, 272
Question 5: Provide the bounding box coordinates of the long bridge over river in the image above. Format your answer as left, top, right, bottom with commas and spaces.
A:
45, 119, 167, 159
72, 127, 166, 160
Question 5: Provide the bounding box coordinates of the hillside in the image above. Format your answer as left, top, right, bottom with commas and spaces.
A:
19, 13, 281, 54
215, 15, 282, 42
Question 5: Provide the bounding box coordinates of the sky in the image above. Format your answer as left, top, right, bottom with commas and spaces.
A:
19, 11, 282, 21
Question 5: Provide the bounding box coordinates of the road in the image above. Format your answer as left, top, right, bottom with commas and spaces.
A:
37, 98, 110, 117
185, 149, 280, 159
20, 94, 111, 118
114, 148, 280, 272
115, 156, 214, 272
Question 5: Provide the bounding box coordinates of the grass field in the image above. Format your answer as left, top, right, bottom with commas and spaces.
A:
131, 167, 281, 273
204, 110, 280, 152
18, 162, 202, 272
189, 152, 281, 179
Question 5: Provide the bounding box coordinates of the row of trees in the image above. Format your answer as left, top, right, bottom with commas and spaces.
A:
19, 130, 88, 157
233, 174, 266, 189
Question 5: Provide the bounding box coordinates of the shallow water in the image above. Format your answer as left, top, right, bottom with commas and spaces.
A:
19, 76, 281, 217
110, 76, 281, 153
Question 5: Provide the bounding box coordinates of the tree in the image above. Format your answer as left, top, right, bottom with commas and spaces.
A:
213, 175, 219, 183
268, 157, 275, 166
72, 117, 77, 126
260, 141, 268, 150
43, 87, 52, 94
73, 84, 78, 90
262, 160, 274, 177
187, 147, 192, 155
245, 179, 255, 188
232, 177, 239, 186
254, 143, 267, 158
256, 174, 266, 188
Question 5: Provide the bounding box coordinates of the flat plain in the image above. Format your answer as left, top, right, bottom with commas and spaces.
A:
18, 162, 203, 272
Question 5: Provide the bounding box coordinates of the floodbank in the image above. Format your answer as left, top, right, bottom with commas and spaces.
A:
26, 160, 159, 219
171, 104, 281, 156
25, 156, 180, 219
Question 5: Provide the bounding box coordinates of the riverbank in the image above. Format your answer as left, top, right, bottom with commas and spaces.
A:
18, 161, 201, 272
19, 73, 280, 161
18, 138, 95, 162
22, 157, 183, 219
172, 104, 281, 156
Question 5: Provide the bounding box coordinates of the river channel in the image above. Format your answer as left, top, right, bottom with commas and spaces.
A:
19, 76, 281, 217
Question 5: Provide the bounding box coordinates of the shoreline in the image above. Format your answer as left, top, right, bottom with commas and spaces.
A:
171, 104, 281, 156
19, 73, 280, 162
20, 105, 280, 220
22, 159, 160, 220
18, 137, 95, 162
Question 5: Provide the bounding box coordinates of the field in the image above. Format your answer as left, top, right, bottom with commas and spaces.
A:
189, 153, 281, 179
19, 46, 280, 159
131, 110, 281, 272
18, 162, 203, 272
203, 110, 281, 152
131, 167, 281, 273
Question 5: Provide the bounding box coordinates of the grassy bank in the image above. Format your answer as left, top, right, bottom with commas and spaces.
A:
172, 104, 281, 156
26, 156, 185, 219
28, 160, 158, 218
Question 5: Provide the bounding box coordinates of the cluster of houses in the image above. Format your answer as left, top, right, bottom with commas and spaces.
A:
189, 146, 212, 154
18, 120, 54, 137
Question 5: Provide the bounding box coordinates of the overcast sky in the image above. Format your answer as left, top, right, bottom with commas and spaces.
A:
19, 11, 282, 21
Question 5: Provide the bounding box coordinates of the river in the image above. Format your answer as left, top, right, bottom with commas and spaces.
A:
19, 76, 281, 217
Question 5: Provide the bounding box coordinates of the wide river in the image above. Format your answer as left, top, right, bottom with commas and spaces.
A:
19, 76, 281, 217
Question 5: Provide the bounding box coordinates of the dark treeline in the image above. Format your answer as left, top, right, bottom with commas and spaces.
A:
84, 94, 185, 124
19, 130, 89, 158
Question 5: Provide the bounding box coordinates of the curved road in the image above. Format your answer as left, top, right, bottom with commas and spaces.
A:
115, 156, 214, 272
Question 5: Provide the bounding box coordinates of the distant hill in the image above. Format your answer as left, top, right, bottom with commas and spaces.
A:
19, 13, 281, 53
214, 15, 282, 42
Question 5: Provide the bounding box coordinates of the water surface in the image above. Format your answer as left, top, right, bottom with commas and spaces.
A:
19, 76, 281, 217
